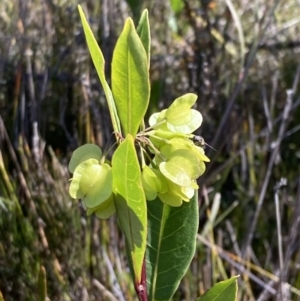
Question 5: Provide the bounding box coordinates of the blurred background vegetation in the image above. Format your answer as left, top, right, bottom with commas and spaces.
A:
0, 0, 300, 300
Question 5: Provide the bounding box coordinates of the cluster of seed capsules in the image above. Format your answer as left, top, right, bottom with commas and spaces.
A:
140, 93, 210, 207
67, 93, 210, 218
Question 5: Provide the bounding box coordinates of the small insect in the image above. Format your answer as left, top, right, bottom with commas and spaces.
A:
191, 135, 217, 151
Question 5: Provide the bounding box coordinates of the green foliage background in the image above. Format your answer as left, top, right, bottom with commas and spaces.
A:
0, 0, 300, 300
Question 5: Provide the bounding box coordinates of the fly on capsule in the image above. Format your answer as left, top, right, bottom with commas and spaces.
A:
191, 135, 216, 151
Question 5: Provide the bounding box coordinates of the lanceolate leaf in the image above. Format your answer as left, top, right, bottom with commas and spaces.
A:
136, 9, 151, 63
112, 18, 150, 137
146, 193, 199, 300
78, 5, 121, 134
112, 135, 147, 282
196, 276, 239, 301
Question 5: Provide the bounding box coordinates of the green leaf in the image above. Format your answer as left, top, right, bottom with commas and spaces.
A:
169, 0, 184, 33
112, 18, 150, 137
196, 276, 239, 301
170, 0, 184, 14
124, 0, 143, 21
78, 5, 121, 134
38, 266, 47, 301
136, 9, 151, 63
112, 134, 147, 282
146, 193, 199, 300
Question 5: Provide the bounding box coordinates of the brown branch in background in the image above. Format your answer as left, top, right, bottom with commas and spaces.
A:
207, 0, 282, 157
282, 177, 300, 283
93, 278, 119, 301
198, 234, 277, 296
241, 89, 294, 257
258, 40, 300, 50
203, 92, 300, 186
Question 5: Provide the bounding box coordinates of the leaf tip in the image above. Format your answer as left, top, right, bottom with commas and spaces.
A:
142, 8, 148, 16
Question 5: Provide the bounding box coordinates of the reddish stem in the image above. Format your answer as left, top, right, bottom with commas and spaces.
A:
135, 258, 147, 301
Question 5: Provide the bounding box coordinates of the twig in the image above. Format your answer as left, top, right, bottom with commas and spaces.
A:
241, 89, 293, 257
282, 178, 300, 283
93, 278, 119, 301
203, 93, 300, 186
198, 233, 300, 298
274, 179, 287, 301
103, 249, 126, 301
207, 0, 281, 160
198, 234, 277, 296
